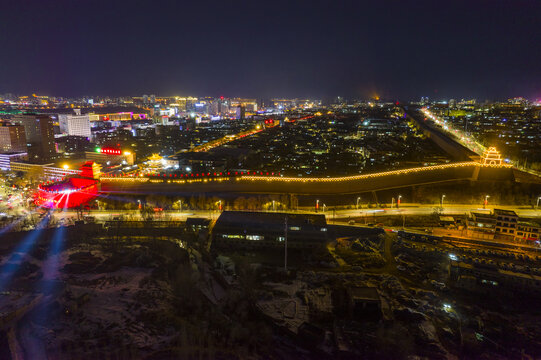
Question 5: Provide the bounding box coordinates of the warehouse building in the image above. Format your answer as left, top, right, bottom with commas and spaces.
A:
212, 211, 329, 249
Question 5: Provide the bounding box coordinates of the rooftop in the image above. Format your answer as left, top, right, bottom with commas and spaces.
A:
494, 209, 518, 217
349, 287, 380, 301
215, 211, 327, 228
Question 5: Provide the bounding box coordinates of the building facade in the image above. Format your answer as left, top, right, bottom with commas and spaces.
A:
494, 209, 519, 240
12, 114, 56, 162
0, 152, 27, 171
515, 222, 541, 243
85, 148, 135, 166
0, 124, 27, 152
58, 113, 92, 138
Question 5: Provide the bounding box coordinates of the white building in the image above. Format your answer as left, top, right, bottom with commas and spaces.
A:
58, 111, 92, 139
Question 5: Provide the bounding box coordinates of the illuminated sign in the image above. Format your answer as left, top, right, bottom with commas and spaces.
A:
98, 147, 122, 155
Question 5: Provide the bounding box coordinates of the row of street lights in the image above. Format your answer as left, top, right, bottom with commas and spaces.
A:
347, 193, 496, 211
139, 193, 541, 216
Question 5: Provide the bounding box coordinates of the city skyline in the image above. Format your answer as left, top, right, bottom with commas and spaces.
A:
2, 2, 541, 358
1, 0, 540, 100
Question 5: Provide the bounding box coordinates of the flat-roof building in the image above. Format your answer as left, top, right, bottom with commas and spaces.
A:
494, 209, 518, 240
515, 221, 541, 243
0, 152, 27, 171
212, 211, 329, 249
466, 209, 520, 242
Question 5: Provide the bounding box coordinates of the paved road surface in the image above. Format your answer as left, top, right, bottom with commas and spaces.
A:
48, 204, 541, 222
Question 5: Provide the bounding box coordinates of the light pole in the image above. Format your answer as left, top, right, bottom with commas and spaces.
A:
356, 197, 361, 209
441, 194, 446, 208
323, 204, 326, 213
398, 195, 402, 209
316, 199, 319, 212
484, 195, 489, 209
218, 200, 222, 211
272, 200, 275, 212
537, 196, 541, 209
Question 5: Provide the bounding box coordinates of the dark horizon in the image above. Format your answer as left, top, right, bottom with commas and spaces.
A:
1, 0, 540, 101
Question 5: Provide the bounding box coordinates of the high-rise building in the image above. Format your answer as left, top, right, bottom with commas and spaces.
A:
58, 111, 92, 139
12, 114, 56, 162
0, 123, 27, 153
236, 105, 246, 120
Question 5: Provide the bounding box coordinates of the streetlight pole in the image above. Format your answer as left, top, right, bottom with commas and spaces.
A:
272, 200, 275, 212
441, 194, 446, 208
175, 199, 182, 213
537, 196, 541, 209
398, 195, 402, 209
323, 204, 326, 213
356, 197, 361, 209
484, 195, 489, 209
316, 199, 319, 212
284, 215, 288, 271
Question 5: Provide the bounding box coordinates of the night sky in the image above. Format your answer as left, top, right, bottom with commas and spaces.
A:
1, 0, 540, 100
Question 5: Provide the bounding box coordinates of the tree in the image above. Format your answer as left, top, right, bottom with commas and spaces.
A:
197, 195, 207, 210
246, 197, 258, 211
24, 167, 44, 184
233, 196, 247, 210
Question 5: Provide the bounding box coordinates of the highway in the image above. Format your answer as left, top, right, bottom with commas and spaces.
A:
420, 107, 486, 156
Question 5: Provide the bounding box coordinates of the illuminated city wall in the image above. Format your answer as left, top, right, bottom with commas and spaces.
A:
100, 163, 514, 196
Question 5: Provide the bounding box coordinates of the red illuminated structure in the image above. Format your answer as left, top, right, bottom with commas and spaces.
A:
35, 162, 101, 209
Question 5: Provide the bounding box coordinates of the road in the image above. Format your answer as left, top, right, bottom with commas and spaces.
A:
47, 204, 541, 222
331, 205, 541, 219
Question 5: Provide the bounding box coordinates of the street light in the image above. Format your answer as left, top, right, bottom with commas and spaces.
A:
398, 195, 402, 208
272, 200, 275, 212
323, 204, 326, 212
356, 197, 361, 209
484, 195, 490, 209
537, 196, 541, 209
316, 199, 319, 212
441, 194, 446, 207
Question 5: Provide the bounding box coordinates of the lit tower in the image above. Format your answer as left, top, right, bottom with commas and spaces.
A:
481, 147, 503, 165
